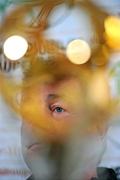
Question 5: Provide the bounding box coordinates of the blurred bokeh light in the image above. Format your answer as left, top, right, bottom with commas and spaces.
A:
66, 39, 91, 65
3, 35, 28, 60
104, 16, 120, 50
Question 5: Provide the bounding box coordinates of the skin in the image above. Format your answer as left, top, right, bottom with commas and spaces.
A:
21, 75, 85, 140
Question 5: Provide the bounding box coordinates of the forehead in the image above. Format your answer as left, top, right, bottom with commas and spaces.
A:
44, 4, 94, 47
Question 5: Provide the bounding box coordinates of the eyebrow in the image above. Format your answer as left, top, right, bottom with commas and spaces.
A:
47, 94, 59, 101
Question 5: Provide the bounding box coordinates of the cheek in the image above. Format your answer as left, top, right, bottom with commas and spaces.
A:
21, 87, 53, 135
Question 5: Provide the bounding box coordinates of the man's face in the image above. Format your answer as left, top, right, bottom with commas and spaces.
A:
22, 2, 92, 141
21, 73, 87, 141
21, 3, 109, 142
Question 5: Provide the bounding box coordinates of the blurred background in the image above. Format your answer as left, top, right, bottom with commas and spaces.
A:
0, 0, 120, 179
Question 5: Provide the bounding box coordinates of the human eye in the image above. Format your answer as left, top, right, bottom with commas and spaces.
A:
49, 105, 65, 113
48, 103, 69, 118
